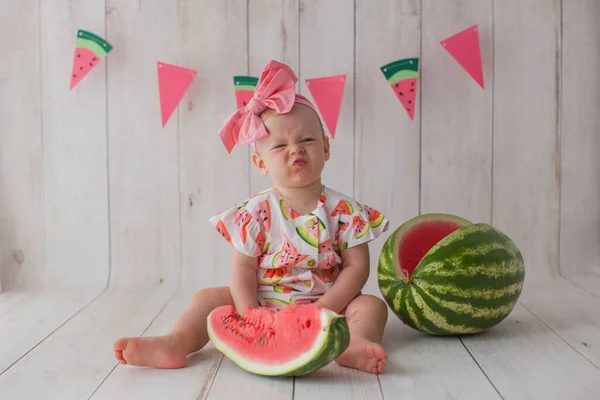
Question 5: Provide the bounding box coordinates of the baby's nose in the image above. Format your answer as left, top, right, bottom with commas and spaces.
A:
289, 143, 305, 154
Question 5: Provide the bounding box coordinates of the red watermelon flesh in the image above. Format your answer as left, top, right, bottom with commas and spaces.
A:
397, 217, 469, 281
252, 200, 272, 233
273, 232, 308, 267
235, 209, 252, 244
318, 239, 334, 253
70, 48, 100, 90
331, 200, 353, 216
233, 76, 258, 109
391, 78, 417, 120
207, 303, 349, 376
215, 220, 232, 245
235, 90, 255, 109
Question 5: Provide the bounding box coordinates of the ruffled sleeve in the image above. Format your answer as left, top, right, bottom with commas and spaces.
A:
209, 202, 265, 258
335, 201, 390, 249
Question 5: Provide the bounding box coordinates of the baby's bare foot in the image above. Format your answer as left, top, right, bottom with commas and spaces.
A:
113, 335, 187, 369
335, 339, 388, 374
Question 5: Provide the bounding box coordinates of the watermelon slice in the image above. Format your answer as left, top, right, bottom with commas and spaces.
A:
363, 204, 385, 228
272, 232, 308, 267
69, 30, 113, 90
331, 200, 353, 217
380, 58, 419, 120
215, 220, 232, 245
251, 200, 272, 233
280, 199, 302, 220
296, 217, 325, 248
262, 267, 289, 284
233, 76, 259, 109
352, 215, 371, 239
207, 303, 350, 376
255, 231, 269, 253
234, 209, 252, 244
318, 239, 334, 253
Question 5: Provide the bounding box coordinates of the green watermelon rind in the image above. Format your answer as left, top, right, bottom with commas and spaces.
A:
207, 307, 350, 376
380, 58, 419, 83
387, 70, 419, 84
296, 218, 325, 247
377, 214, 525, 336
76, 30, 113, 57
233, 76, 258, 89
234, 84, 257, 91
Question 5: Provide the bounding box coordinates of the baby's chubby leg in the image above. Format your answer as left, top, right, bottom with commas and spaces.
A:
113, 286, 233, 368
335, 294, 389, 374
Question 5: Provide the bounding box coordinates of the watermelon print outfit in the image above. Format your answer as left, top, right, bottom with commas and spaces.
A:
209, 186, 390, 311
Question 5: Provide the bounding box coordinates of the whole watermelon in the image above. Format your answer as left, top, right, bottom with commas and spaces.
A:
377, 213, 525, 335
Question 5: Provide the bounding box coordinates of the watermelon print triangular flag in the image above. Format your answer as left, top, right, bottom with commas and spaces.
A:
305, 74, 346, 138
157, 61, 197, 127
380, 58, 419, 120
440, 25, 485, 89
69, 30, 113, 90
233, 76, 258, 109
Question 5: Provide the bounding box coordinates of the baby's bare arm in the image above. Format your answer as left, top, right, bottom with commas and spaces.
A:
229, 250, 259, 314
316, 242, 370, 314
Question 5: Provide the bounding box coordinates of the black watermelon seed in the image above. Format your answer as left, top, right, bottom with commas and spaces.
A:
398, 92, 404, 96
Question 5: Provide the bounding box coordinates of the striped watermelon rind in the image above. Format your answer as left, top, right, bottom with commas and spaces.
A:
76, 30, 113, 58
233, 76, 259, 91
380, 57, 419, 84
378, 214, 525, 335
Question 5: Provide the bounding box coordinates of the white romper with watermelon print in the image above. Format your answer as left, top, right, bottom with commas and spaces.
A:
209, 186, 390, 311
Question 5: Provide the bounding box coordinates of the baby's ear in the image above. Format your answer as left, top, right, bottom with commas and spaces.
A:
251, 152, 269, 175
323, 135, 331, 161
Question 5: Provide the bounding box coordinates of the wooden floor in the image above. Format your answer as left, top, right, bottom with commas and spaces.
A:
0, 275, 598, 400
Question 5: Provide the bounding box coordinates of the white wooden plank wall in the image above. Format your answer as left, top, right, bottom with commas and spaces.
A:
0, 1, 45, 292
1, 0, 600, 399
41, 0, 110, 290
559, 0, 600, 286
355, 0, 421, 296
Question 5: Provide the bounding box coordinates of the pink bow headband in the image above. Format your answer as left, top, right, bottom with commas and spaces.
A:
218, 60, 317, 153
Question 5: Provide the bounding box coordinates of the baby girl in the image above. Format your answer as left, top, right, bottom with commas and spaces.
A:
113, 60, 391, 374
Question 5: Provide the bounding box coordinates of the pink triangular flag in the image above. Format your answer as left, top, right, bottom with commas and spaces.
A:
157, 61, 197, 127
304, 74, 346, 138
440, 25, 485, 89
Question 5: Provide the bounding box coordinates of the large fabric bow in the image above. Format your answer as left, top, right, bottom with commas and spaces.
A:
218, 60, 299, 153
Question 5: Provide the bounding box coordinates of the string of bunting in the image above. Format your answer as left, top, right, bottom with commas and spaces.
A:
69, 25, 484, 138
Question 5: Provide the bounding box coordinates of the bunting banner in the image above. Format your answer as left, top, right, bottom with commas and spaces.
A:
440, 25, 485, 89
233, 76, 259, 109
304, 74, 346, 138
157, 61, 197, 127
380, 58, 419, 120
69, 30, 113, 90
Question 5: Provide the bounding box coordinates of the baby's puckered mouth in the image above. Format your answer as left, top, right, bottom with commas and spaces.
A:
292, 158, 307, 166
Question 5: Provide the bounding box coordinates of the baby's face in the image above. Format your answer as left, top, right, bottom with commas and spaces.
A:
252, 103, 330, 189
